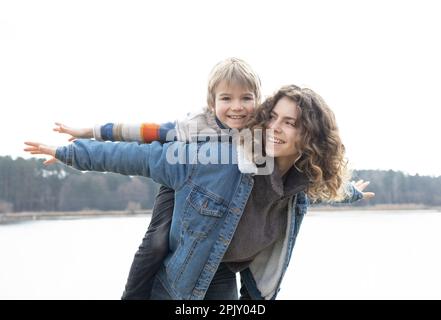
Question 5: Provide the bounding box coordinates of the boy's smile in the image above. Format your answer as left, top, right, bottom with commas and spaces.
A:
214, 81, 256, 129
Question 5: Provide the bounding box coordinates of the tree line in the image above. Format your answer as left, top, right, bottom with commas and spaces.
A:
350, 169, 441, 207
0, 156, 440, 213
0, 156, 159, 213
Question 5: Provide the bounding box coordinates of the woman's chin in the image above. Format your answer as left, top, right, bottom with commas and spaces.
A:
265, 147, 278, 157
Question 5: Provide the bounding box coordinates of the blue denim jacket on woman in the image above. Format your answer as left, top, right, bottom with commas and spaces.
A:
55, 139, 363, 300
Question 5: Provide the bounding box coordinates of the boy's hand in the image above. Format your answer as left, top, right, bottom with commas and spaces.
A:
53, 122, 93, 141
24, 141, 58, 165
354, 179, 375, 200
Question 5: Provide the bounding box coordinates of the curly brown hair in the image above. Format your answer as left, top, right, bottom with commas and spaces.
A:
246, 85, 350, 202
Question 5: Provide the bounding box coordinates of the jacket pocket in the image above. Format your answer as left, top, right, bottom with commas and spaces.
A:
188, 186, 227, 217
184, 185, 228, 236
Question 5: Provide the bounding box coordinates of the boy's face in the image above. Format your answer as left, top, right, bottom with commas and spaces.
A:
213, 81, 256, 129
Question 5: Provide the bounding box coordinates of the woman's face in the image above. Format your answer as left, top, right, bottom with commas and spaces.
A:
265, 96, 301, 162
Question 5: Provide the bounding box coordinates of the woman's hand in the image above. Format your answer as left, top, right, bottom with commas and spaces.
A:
53, 122, 93, 141
24, 141, 58, 165
354, 179, 375, 200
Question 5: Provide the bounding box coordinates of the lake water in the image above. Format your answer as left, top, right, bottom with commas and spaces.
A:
1, 210, 441, 300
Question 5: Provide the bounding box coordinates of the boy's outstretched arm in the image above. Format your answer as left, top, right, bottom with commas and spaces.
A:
53, 122, 93, 141
53, 122, 177, 143
24, 140, 192, 190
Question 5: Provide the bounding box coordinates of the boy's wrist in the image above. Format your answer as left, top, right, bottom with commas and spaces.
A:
93, 124, 103, 140
84, 128, 93, 139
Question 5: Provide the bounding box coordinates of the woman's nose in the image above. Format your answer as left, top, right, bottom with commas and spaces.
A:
268, 120, 282, 132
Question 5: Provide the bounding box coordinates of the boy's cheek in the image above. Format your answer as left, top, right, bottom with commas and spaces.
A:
214, 105, 228, 118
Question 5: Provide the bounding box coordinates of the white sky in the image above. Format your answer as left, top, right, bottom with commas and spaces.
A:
1, 0, 440, 176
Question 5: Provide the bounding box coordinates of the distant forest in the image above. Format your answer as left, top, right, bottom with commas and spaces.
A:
0, 156, 159, 213
0, 156, 440, 213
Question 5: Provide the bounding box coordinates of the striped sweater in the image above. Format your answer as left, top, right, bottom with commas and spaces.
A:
92, 107, 223, 143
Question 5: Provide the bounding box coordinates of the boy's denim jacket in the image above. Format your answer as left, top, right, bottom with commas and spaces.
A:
56, 139, 363, 300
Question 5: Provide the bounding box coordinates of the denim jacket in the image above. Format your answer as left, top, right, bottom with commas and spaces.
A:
55, 139, 363, 300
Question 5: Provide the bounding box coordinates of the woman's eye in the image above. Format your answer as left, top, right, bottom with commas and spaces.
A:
221, 97, 230, 101
287, 122, 296, 127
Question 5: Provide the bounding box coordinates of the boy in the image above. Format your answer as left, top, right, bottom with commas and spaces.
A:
51, 57, 262, 299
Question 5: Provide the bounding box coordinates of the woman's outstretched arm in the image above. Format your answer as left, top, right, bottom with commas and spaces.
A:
24, 139, 193, 191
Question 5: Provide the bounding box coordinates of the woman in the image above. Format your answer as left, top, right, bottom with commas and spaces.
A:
24, 85, 373, 300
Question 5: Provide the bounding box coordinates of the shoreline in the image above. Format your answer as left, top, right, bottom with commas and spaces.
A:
0, 210, 152, 224
310, 204, 441, 211
1, 206, 440, 224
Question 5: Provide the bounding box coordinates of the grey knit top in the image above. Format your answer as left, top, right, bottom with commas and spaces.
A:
223, 164, 309, 272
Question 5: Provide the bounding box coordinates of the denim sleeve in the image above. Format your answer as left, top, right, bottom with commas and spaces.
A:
337, 182, 364, 204
309, 182, 364, 206
55, 139, 192, 190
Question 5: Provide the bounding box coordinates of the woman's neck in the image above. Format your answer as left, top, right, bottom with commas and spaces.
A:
275, 157, 294, 177
275, 155, 298, 176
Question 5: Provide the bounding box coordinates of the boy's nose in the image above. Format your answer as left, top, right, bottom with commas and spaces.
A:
230, 100, 244, 111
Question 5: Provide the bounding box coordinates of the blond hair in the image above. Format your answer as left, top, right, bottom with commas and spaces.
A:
207, 57, 261, 110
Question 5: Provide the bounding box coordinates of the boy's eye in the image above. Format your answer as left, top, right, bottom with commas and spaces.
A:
243, 96, 254, 101
221, 97, 231, 101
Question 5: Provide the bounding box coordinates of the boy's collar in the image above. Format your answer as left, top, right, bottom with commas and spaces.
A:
215, 116, 229, 130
